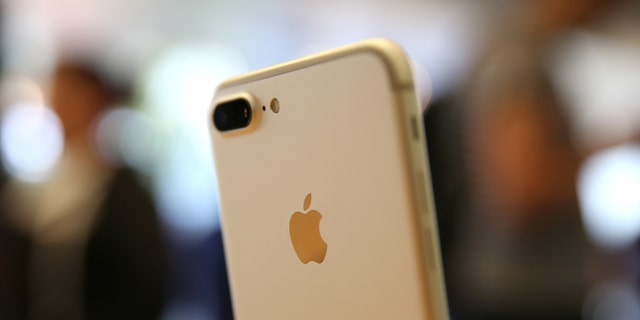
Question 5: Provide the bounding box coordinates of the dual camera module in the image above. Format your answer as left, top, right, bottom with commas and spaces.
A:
213, 97, 280, 132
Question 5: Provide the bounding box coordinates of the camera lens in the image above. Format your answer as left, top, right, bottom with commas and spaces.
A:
213, 98, 252, 132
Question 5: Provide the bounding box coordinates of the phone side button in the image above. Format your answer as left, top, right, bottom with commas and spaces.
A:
415, 170, 430, 217
409, 115, 420, 140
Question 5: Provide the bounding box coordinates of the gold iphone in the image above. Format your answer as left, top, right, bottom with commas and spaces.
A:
209, 39, 449, 319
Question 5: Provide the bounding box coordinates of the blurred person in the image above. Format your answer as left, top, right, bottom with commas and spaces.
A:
425, 0, 633, 319
2, 60, 167, 319
447, 56, 590, 319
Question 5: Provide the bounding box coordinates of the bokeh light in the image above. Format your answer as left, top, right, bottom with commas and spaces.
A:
141, 42, 248, 240
578, 144, 640, 250
0, 103, 64, 183
550, 32, 640, 150
94, 107, 158, 170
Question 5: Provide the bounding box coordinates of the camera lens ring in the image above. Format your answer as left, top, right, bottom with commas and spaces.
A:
212, 97, 253, 132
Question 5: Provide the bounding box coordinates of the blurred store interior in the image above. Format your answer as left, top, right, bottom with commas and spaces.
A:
1, 0, 640, 319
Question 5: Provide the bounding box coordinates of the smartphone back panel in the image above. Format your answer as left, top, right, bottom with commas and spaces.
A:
210, 39, 448, 319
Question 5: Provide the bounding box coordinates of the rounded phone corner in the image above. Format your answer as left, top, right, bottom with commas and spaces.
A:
350, 38, 416, 90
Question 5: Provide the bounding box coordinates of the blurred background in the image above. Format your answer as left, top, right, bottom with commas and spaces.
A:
0, 0, 639, 319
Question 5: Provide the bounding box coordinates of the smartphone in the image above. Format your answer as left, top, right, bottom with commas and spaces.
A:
209, 39, 448, 319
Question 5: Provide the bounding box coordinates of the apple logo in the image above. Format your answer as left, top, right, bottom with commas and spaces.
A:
289, 193, 328, 264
